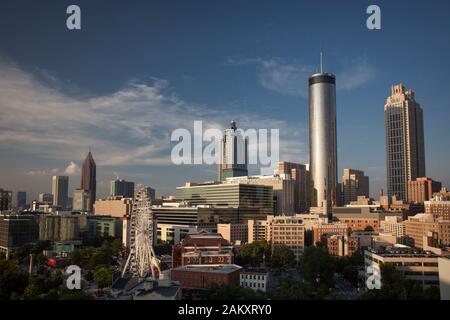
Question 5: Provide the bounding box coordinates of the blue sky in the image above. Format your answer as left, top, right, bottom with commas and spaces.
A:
1, 0, 449, 202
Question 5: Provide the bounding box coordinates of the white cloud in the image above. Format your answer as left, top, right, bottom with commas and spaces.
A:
226, 56, 374, 97
0, 60, 308, 177
64, 161, 80, 175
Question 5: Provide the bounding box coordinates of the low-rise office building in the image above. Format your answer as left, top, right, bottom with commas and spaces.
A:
0, 214, 39, 258
240, 268, 269, 292
171, 264, 242, 290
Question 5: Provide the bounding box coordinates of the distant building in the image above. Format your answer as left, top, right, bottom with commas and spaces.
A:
424, 199, 450, 221
0, 215, 39, 258
226, 174, 295, 215
171, 264, 242, 290
52, 176, 69, 210
110, 178, 135, 198
342, 169, 369, 205
176, 181, 273, 215
0, 188, 12, 212
385, 84, 426, 201
277, 162, 309, 212
38, 193, 53, 205
39, 214, 84, 242
172, 231, 234, 268
93, 197, 133, 218
217, 223, 248, 245
111, 278, 181, 300
408, 178, 442, 203
72, 189, 90, 212
218, 120, 248, 181
240, 269, 269, 292
81, 150, 96, 212
332, 207, 388, 232
16, 191, 27, 209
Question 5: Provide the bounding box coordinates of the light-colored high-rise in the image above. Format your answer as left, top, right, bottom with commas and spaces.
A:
309, 52, 337, 215
342, 169, 369, 205
384, 84, 426, 201
51, 176, 69, 210
218, 120, 248, 181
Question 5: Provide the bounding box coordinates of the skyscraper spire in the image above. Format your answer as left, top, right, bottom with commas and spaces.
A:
320, 49, 324, 73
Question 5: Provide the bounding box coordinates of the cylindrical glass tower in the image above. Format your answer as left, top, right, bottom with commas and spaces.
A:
308, 71, 337, 217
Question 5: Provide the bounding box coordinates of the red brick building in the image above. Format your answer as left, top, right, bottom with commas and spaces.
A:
171, 264, 242, 290
326, 234, 359, 257
172, 230, 234, 268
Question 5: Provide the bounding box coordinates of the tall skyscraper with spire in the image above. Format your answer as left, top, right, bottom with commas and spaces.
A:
385, 84, 426, 201
308, 51, 338, 219
81, 148, 96, 212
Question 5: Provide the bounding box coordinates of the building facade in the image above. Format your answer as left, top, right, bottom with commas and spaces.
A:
93, 197, 133, 218
51, 176, 69, 210
277, 162, 309, 212
385, 84, 426, 201
408, 178, 442, 203
342, 169, 369, 205
81, 150, 96, 212
309, 57, 338, 215
270, 215, 305, 261
218, 120, 248, 181
110, 178, 135, 198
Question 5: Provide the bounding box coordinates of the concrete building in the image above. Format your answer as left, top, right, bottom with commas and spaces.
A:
0, 214, 39, 258
425, 199, 450, 221
218, 120, 248, 181
309, 53, 338, 216
176, 181, 273, 215
408, 178, 442, 203
333, 207, 388, 232
326, 234, 359, 257
247, 218, 270, 243
240, 269, 269, 292
226, 174, 295, 215
171, 264, 242, 291
380, 216, 406, 243
404, 213, 450, 249
217, 223, 248, 245
385, 84, 426, 201
110, 178, 135, 198
270, 215, 305, 261
365, 247, 440, 289
39, 214, 84, 242
51, 175, 69, 210
277, 162, 309, 212
87, 215, 123, 239
72, 189, 89, 212
93, 197, 133, 218
172, 231, 234, 268
438, 256, 450, 300
342, 169, 369, 205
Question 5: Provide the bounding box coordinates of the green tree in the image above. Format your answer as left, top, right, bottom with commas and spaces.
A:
299, 246, 335, 298
154, 242, 172, 256
271, 245, 296, 269
270, 276, 310, 300
94, 267, 112, 290
0, 258, 28, 299
236, 241, 271, 267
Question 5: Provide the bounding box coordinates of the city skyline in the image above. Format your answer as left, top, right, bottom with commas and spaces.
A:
1, 1, 450, 202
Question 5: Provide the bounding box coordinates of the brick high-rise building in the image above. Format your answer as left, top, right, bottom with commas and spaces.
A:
277, 162, 309, 212
384, 84, 426, 201
408, 177, 441, 204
